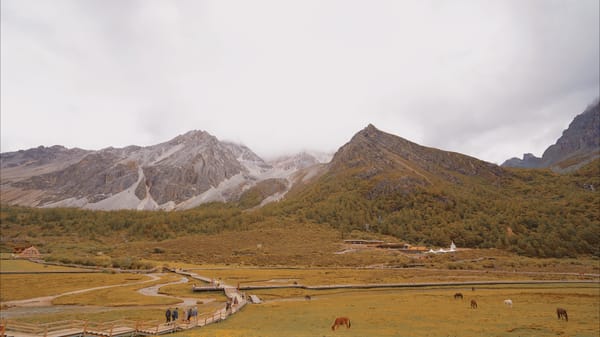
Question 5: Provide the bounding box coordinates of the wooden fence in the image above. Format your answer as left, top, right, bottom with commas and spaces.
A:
1, 290, 247, 337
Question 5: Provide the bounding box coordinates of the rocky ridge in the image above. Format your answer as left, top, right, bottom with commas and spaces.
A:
502, 100, 600, 171
0, 131, 328, 210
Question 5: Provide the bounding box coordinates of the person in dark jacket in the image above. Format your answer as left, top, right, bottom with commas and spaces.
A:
172, 307, 179, 322
165, 308, 171, 323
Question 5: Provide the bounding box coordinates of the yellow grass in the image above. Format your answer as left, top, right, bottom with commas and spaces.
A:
7, 307, 166, 324
0, 259, 93, 272
178, 284, 600, 337
52, 274, 183, 306
186, 266, 595, 289
2, 265, 598, 336
158, 282, 226, 303
0, 273, 150, 302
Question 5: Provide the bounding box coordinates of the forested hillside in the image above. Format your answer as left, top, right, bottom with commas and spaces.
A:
1, 160, 598, 260
277, 159, 599, 257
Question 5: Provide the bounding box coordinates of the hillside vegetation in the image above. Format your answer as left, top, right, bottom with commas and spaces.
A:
1, 124, 598, 263
277, 159, 599, 258
1, 160, 598, 262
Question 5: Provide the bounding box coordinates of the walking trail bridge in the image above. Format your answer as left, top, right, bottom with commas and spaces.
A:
1, 269, 247, 337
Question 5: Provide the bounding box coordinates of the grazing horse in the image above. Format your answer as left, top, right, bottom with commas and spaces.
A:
557, 308, 568, 321
454, 293, 463, 299
504, 299, 513, 308
304, 295, 311, 300
470, 300, 478, 309
331, 317, 351, 330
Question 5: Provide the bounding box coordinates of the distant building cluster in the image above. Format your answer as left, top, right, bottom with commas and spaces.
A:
344, 239, 457, 254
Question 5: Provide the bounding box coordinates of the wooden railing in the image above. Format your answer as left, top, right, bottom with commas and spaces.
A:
3, 295, 247, 337
2, 319, 86, 337
3, 269, 249, 337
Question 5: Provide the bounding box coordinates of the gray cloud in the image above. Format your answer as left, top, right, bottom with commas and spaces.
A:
1, 0, 598, 164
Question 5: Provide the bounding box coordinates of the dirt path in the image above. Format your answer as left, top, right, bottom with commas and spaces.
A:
1, 274, 215, 319
137, 276, 207, 306
2, 274, 161, 307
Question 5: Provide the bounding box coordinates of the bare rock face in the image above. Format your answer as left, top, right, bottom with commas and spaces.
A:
502, 153, 543, 169
503, 101, 600, 171
0, 145, 90, 180
330, 124, 505, 183
137, 131, 247, 205
0, 131, 248, 209
0, 130, 321, 210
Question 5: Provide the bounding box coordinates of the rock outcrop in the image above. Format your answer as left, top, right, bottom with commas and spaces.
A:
503, 100, 600, 171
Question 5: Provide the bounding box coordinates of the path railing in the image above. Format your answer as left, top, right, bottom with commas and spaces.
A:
3, 269, 248, 337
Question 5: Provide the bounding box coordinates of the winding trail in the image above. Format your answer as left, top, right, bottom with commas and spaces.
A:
137, 276, 206, 306
2, 274, 161, 308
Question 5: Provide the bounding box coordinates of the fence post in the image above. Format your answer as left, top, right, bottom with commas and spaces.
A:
0, 319, 6, 337
109, 323, 114, 337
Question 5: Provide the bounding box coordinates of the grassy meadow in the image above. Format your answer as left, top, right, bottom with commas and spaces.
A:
51, 273, 182, 306
0, 273, 151, 302
0, 259, 95, 272
178, 285, 600, 337
1, 258, 598, 336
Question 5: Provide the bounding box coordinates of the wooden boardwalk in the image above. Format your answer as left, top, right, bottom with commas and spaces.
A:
3, 302, 247, 337
2, 270, 248, 337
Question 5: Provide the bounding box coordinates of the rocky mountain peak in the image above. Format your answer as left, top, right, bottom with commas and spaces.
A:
330, 123, 504, 185
502, 100, 600, 171
1, 129, 324, 211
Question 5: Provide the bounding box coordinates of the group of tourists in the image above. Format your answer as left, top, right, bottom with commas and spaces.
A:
165, 306, 199, 324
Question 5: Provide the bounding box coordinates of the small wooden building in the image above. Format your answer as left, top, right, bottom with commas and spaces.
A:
14, 246, 41, 259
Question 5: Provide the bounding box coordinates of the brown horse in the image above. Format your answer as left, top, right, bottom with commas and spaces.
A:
454, 293, 463, 299
470, 300, 478, 309
331, 317, 351, 330
557, 308, 568, 321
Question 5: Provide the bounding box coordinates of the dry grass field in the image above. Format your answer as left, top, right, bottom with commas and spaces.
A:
180, 285, 599, 337
0, 273, 151, 302
0, 259, 94, 272
1, 257, 598, 336
51, 273, 182, 306
187, 266, 592, 290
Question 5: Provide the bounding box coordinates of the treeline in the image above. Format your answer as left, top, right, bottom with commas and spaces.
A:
0, 202, 264, 242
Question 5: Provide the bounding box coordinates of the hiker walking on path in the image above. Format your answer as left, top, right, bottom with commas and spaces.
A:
172, 307, 179, 323
186, 307, 192, 323
165, 308, 171, 323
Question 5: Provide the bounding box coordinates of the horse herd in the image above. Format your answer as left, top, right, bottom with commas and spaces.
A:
330, 292, 569, 331
453, 292, 568, 321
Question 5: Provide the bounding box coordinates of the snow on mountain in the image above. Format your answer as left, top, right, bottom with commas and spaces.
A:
0, 130, 327, 210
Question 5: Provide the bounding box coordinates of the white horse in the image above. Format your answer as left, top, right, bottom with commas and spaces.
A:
504, 299, 513, 308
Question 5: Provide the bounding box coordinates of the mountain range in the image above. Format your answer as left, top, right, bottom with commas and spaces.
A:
1, 101, 599, 258
0, 131, 329, 210
1, 100, 598, 213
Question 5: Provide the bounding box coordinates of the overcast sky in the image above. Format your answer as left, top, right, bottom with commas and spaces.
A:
1, 0, 599, 164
